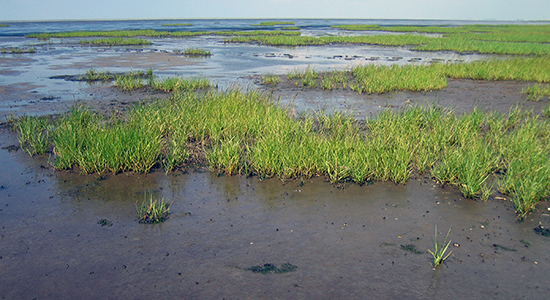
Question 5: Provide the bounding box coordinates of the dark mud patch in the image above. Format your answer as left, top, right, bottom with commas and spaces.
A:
242, 262, 298, 274
534, 225, 550, 236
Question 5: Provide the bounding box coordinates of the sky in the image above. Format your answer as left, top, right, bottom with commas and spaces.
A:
0, 0, 548, 21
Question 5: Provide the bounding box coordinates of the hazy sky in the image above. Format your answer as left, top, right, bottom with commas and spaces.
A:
1, 0, 548, 21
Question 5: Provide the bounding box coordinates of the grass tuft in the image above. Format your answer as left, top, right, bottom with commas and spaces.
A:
428, 226, 452, 268
136, 193, 171, 224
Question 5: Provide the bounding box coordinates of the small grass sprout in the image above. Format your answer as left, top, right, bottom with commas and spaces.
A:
136, 193, 171, 224
428, 225, 452, 268
260, 74, 280, 85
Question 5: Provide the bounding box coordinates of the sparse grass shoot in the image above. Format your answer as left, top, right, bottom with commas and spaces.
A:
428, 226, 452, 268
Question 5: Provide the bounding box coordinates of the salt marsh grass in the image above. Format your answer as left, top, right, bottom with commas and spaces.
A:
175, 48, 212, 56
278, 56, 550, 94
79, 38, 152, 46
14, 87, 550, 218
136, 193, 171, 224
522, 84, 550, 101
261, 74, 280, 85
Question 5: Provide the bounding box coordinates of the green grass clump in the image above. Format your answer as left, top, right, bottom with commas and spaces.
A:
79, 38, 152, 46
150, 76, 211, 92
260, 74, 280, 85
15, 116, 51, 155
136, 193, 171, 224
252, 21, 295, 26
522, 84, 550, 101
114, 74, 145, 91
162, 23, 192, 26
175, 48, 212, 56
1, 47, 36, 54
80, 69, 115, 81
0, 24, 9, 27
281, 26, 300, 31
14, 87, 550, 218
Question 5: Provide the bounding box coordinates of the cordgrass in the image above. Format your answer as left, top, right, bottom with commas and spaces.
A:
522, 84, 550, 101
113, 72, 211, 93
14, 87, 550, 218
174, 48, 212, 56
80, 69, 115, 81
136, 193, 171, 224
228, 24, 550, 55
79, 38, 152, 46
0, 24, 9, 27
260, 74, 280, 85
274, 56, 550, 94
1, 47, 36, 54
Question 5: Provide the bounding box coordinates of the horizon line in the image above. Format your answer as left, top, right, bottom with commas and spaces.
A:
1, 17, 547, 23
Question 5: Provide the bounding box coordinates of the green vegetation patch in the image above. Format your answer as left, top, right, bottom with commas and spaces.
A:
274, 56, 550, 94
523, 84, 550, 101
137, 193, 171, 224
0, 24, 9, 27
79, 38, 152, 46
281, 26, 300, 31
14, 85, 550, 218
228, 24, 550, 55
174, 48, 212, 56
1, 47, 36, 54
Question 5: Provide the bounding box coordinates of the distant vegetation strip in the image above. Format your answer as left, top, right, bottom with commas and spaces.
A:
228, 34, 550, 55
26, 29, 300, 39
79, 38, 152, 46
0, 24, 9, 27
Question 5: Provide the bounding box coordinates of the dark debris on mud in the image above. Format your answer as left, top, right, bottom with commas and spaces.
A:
243, 263, 298, 274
